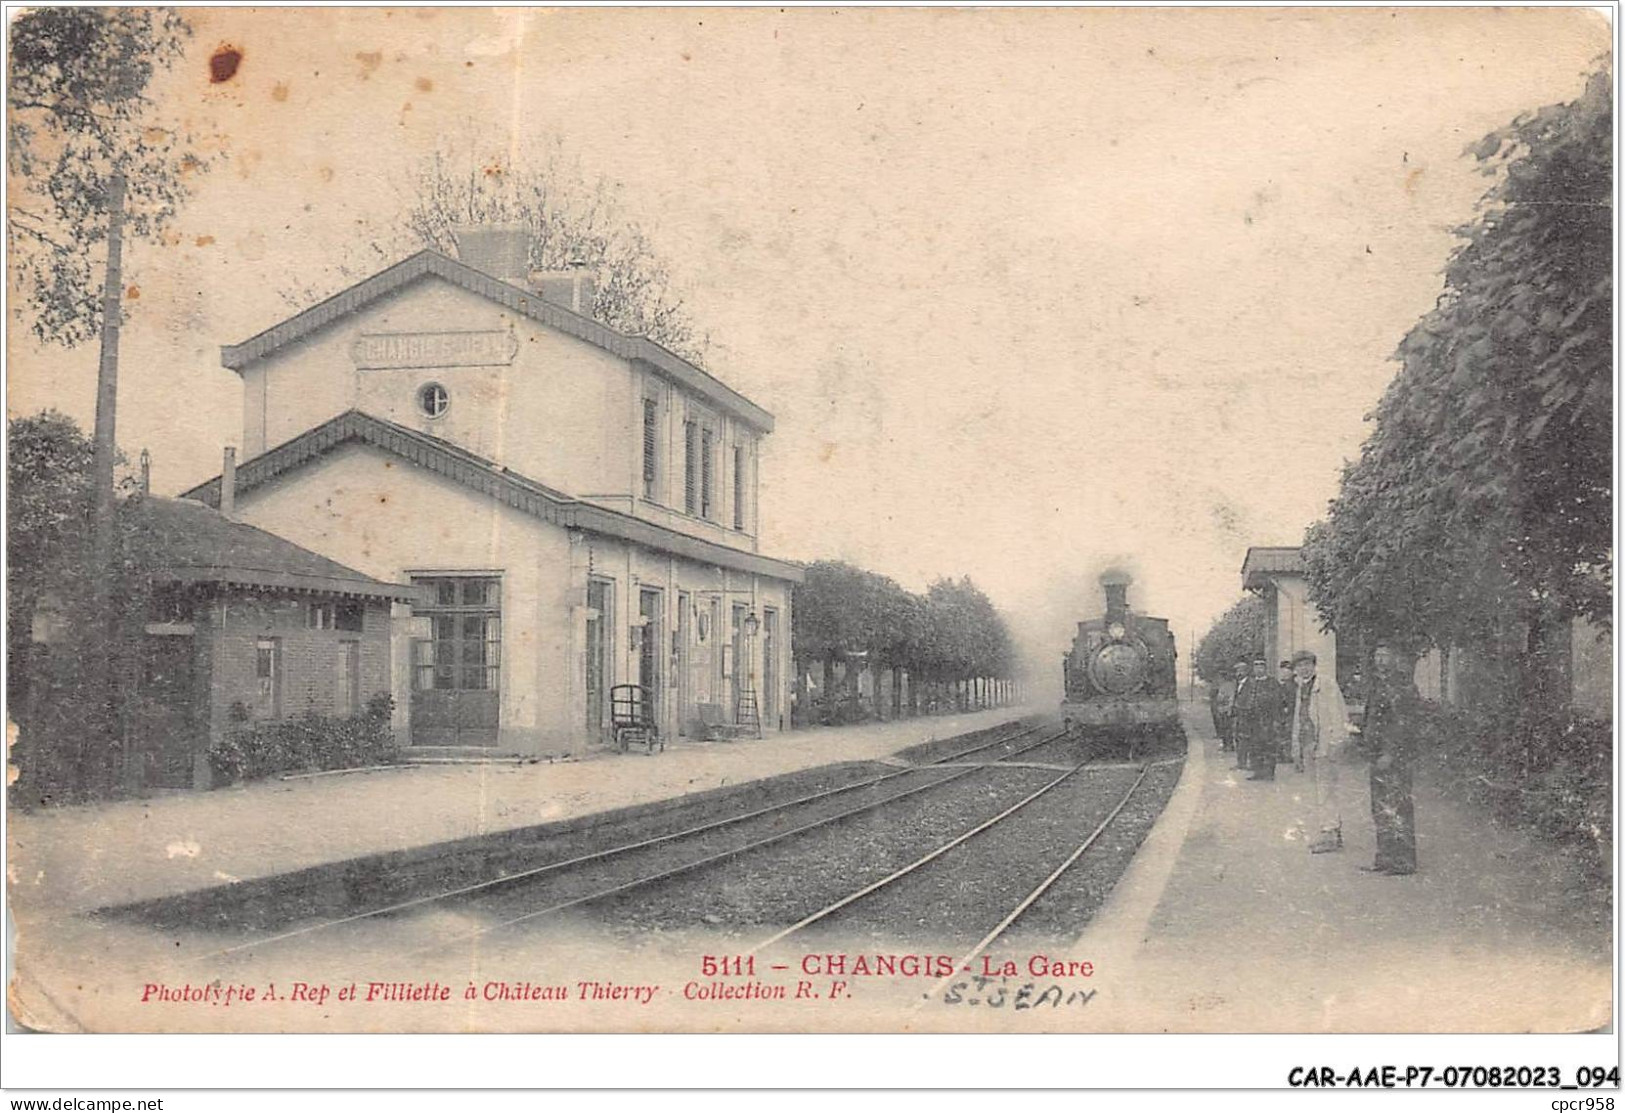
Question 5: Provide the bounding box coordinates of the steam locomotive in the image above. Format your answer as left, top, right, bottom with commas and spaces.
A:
1061, 572, 1181, 755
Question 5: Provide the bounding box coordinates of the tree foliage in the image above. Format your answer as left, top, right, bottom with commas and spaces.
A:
7, 7, 203, 345
791, 561, 1013, 681
1193, 595, 1265, 684
1302, 69, 1612, 656
305, 140, 706, 360
7, 413, 161, 802
7, 412, 95, 685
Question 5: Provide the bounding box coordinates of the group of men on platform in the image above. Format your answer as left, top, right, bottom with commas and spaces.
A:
1207, 647, 1417, 874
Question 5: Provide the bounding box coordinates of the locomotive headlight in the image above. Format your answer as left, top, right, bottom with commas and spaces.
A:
1108, 622, 1127, 641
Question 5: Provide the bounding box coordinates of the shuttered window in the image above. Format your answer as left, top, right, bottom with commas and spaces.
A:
700, 428, 715, 519
683, 421, 698, 514
642, 398, 659, 500
733, 444, 745, 530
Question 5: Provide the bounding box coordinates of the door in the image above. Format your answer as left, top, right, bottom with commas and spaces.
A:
411, 576, 502, 747
135, 635, 198, 788
762, 607, 779, 729
585, 579, 612, 739
730, 604, 747, 720
675, 591, 691, 735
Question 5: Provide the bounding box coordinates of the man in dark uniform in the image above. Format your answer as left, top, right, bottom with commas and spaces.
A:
1237, 657, 1281, 780
1276, 659, 1296, 767
1363, 644, 1419, 874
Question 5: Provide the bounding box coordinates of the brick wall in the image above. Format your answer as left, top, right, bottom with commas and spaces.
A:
207, 591, 393, 731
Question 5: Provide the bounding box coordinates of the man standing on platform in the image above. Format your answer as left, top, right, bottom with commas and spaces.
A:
1362, 644, 1420, 874
1238, 657, 1281, 780
1213, 660, 1243, 752
1276, 659, 1296, 767
1235, 656, 1261, 766
1289, 650, 1349, 853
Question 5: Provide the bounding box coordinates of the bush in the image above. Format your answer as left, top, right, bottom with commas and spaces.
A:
207, 694, 397, 786
1420, 700, 1610, 882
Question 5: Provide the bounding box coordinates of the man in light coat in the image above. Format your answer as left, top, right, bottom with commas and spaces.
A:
1289, 649, 1349, 853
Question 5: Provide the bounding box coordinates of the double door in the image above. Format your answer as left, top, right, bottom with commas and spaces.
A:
411, 576, 501, 747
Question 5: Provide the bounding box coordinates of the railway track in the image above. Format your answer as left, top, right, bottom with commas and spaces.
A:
216, 719, 1058, 959
743, 758, 1151, 984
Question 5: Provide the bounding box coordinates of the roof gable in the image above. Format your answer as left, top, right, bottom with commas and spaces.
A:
1242, 546, 1305, 589
180, 411, 804, 584
223, 249, 774, 432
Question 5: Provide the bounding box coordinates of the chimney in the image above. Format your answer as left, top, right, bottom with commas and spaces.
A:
1100, 571, 1131, 626
451, 223, 530, 284
221, 447, 237, 519
527, 260, 597, 317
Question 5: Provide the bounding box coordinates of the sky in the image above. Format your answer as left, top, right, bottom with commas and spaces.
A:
6, 6, 1610, 686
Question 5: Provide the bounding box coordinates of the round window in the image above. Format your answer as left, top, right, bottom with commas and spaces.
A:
418, 382, 449, 418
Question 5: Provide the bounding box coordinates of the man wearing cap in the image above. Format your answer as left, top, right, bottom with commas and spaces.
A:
1362, 644, 1420, 874
1236, 657, 1281, 780
1289, 649, 1349, 852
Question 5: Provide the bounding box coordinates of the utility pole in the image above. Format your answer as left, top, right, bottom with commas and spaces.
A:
90, 171, 127, 604
88, 171, 128, 786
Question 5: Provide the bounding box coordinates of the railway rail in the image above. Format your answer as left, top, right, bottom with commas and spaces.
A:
217, 719, 1059, 959
743, 758, 1151, 976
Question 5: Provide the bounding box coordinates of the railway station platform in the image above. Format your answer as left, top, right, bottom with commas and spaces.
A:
1078, 705, 1612, 1033
6, 706, 1036, 916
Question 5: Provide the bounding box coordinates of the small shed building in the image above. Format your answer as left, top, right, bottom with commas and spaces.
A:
128, 496, 421, 787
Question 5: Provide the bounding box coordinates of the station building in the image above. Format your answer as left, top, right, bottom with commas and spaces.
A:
184, 227, 802, 756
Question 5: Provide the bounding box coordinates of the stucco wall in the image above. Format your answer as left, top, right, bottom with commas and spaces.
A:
238, 275, 764, 553
243, 277, 629, 498
229, 442, 795, 755
1268, 576, 1338, 676
231, 442, 575, 754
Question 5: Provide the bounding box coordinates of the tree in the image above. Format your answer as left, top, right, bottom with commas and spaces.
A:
1302, 69, 1611, 671
8, 7, 200, 346
7, 413, 95, 689
10, 8, 208, 760
1194, 596, 1264, 684
791, 563, 1014, 721
7, 413, 155, 803
303, 140, 706, 360
919, 577, 1013, 709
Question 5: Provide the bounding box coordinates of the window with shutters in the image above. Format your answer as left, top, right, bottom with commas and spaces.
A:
683, 420, 698, 514
733, 444, 745, 530
641, 397, 660, 501
700, 428, 715, 519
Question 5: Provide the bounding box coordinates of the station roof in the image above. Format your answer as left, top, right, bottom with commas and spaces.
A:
220, 248, 775, 433
180, 410, 806, 584
1241, 546, 1305, 590
133, 496, 425, 602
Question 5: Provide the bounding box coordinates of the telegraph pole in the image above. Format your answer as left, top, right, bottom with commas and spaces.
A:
90, 172, 127, 609
88, 171, 128, 784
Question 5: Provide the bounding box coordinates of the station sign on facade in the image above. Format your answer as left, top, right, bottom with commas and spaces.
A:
351, 329, 519, 370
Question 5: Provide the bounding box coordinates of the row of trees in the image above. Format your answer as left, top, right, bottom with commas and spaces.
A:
1301, 68, 1610, 696
1296, 69, 1611, 873
792, 561, 1017, 723
1192, 596, 1264, 686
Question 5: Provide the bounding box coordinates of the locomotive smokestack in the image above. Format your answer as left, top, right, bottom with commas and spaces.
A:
1100, 569, 1132, 626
